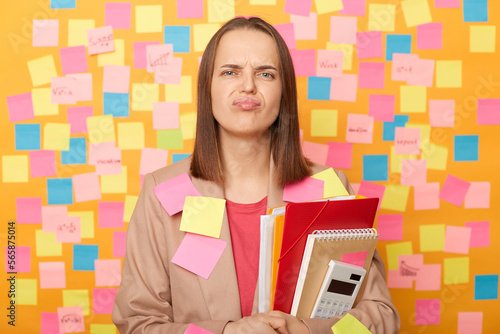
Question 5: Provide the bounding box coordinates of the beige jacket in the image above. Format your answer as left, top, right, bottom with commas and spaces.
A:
112, 157, 400, 333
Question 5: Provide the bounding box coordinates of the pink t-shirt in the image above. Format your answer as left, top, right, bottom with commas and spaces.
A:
226, 196, 267, 317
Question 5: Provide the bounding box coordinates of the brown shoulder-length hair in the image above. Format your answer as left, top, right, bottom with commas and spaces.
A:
190, 16, 312, 187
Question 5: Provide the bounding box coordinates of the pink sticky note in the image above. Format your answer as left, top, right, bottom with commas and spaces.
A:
368, 94, 395, 122
98, 201, 124, 228
5, 246, 31, 273
57, 306, 84, 333
464, 182, 490, 209
330, 74, 358, 102
41, 313, 62, 334
89, 141, 118, 165
326, 142, 352, 169
345, 113, 374, 144
87, 26, 114, 55
95, 259, 121, 286
95, 147, 122, 175
377, 214, 403, 241
33, 19, 59, 47
339, 0, 366, 16
274, 23, 296, 50
283, 176, 325, 202
444, 226, 471, 254
185, 323, 215, 334
6, 92, 35, 122
458, 312, 483, 334
154, 57, 183, 84
290, 13, 317, 40
291, 49, 316, 77
146, 44, 174, 73
429, 100, 455, 127
16, 197, 42, 224
414, 183, 440, 210
302, 141, 328, 165
51, 77, 78, 104
177, 0, 204, 19
93, 288, 118, 314
67, 106, 93, 134
330, 16, 357, 44
399, 254, 423, 278
435, 0, 460, 8
134, 41, 161, 69
105, 2, 131, 29
341, 251, 368, 267
356, 31, 383, 59
415, 264, 441, 291
387, 269, 413, 288
391, 53, 419, 82
401, 159, 427, 186
357, 181, 384, 211
395, 127, 421, 155
350, 183, 360, 195
39, 262, 66, 288
465, 221, 490, 247
417, 23, 442, 50
139, 147, 168, 175
172, 233, 227, 279
103, 65, 130, 93
154, 173, 202, 216
284, 0, 313, 16
477, 99, 500, 125
407, 58, 435, 87
42, 206, 68, 233
359, 62, 385, 89
153, 102, 180, 130
73, 173, 102, 202
415, 299, 441, 325
439, 175, 471, 207
55, 216, 81, 243
316, 49, 343, 77
113, 231, 127, 258
60, 46, 88, 74
67, 73, 93, 102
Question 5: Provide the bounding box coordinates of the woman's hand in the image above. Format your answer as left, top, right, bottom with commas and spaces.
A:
264, 311, 310, 334
223, 313, 289, 334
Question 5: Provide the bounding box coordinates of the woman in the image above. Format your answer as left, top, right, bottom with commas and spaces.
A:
112, 17, 400, 334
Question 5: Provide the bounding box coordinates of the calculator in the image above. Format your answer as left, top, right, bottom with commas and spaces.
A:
310, 260, 366, 319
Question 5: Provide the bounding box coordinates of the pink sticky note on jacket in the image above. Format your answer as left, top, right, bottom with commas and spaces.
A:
154, 173, 202, 216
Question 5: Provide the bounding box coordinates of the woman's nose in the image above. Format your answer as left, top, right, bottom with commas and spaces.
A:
240, 72, 257, 94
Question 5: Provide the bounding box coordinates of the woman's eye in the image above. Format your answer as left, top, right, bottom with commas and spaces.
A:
260, 72, 274, 79
222, 70, 235, 76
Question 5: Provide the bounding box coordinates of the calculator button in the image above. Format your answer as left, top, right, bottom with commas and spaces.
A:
328, 309, 336, 317
338, 302, 345, 309
320, 299, 327, 306
325, 300, 333, 307
332, 301, 339, 308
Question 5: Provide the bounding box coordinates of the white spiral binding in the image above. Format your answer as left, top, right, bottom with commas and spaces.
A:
312, 228, 378, 242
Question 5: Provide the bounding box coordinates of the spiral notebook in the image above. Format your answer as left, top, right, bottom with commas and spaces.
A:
291, 228, 379, 319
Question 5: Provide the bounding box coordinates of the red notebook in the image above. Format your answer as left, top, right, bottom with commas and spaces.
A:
272, 197, 379, 314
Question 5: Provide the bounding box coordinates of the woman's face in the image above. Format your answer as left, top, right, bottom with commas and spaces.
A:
211, 29, 282, 140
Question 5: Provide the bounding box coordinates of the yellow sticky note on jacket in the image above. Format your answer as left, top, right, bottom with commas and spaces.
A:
180, 196, 226, 238
332, 313, 372, 333
311, 168, 349, 198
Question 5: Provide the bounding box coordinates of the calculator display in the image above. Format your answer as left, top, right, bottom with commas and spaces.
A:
327, 279, 356, 296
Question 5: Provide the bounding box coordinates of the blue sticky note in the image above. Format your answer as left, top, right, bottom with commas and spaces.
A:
164, 26, 191, 53
172, 153, 191, 163
103, 93, 129, 117
51, 0, 76, 9
61, 138, 87, 165
73, 245, 99, 271
307, 77, 331, 100
386, 34, 412, 61
15, 124, 40, 150
475, 275, 498, 300
454, 135, 479, 161
47, 178, 73, 205
383, 115, 409, 141
463, 0, 488, 22
363, 155, 389, 181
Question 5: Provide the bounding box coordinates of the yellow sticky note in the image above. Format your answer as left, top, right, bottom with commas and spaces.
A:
421, 142, 448, 170
386, 241, 413, 271
136, 5, 163, 33
436, 60, 462, 88
420, 224, 445, 252
68, 19, 95, 46
180, 112, 197, 140
63, 289, 90, 316
101, 166, 127, 194
326, 43, 353, 70
314, 0, 343, 14
250, 0, 276, 4
68, 211, 94, 238
87, 115, 116, 144
311, 109, 338, 137
98, 39, 125, 66
35, 230, 62, 257
311, 168, 349, 198
28, 55, 58, 87
444, 257, 469, 284
17, 279, 37, 305
407, 123, 431, 147
401, 0, 432, 27
400, 85, 427, 113
368, 4, 396, 32
2, 155, 28, 183
43, 123, 71, 151
132, 83, 159, 111
165, 76, 192, 104
208, 0, 235, 23
124, 195, 138, 223
470, 25, 496, 53
194, 24, 221, 52
380, 185, 410, 212
32, 88, 58, 116
180, 196, 226, 238
331, 313, 372, 334
90, 324, 117, 334
390, 146, 417, 174
117, 122, 145, 150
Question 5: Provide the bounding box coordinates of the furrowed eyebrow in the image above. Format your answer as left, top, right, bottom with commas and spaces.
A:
219, 64, 278, 71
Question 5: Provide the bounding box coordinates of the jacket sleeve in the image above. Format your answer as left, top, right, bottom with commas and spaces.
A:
112, 173, 230, 334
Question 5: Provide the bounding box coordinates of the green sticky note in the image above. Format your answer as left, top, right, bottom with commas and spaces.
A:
311, 168, 349, 198
180, 196, 226, 238
444, 257, 469, 285
386, 241, 413, 271
420, 224, 445, 252
331, 313, 372, 333
157, 129, 183, 149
